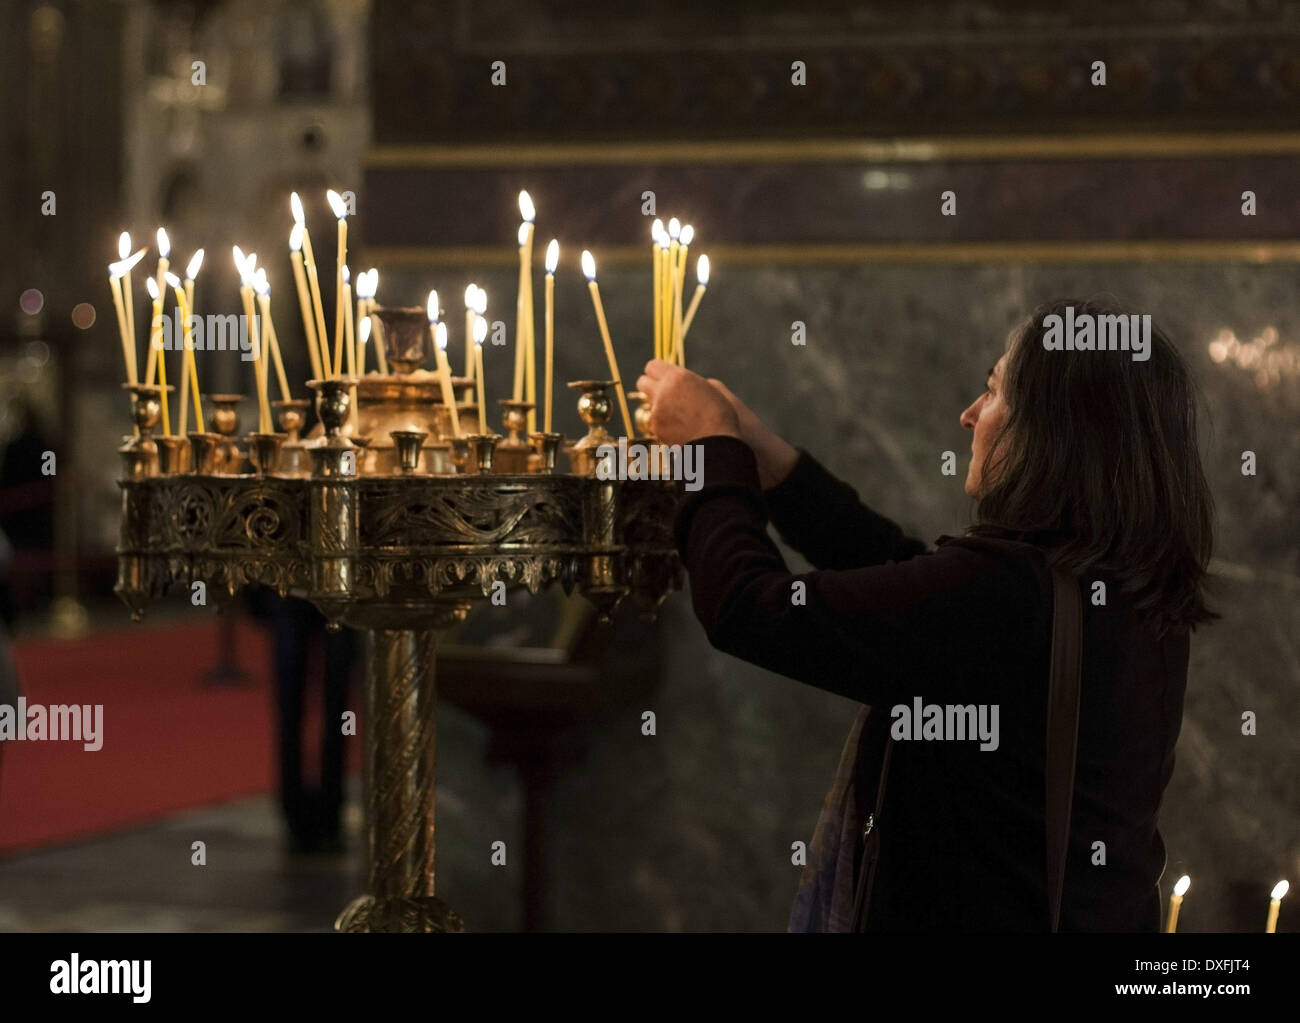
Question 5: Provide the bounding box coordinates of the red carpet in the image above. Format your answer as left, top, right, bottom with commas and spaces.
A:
0, 617, 338, 855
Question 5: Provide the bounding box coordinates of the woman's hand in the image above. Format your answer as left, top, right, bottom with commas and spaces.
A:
635, 360, 740, 447
703, 378, 799, 491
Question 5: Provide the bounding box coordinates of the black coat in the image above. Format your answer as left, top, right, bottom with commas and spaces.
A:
674, 436, 1186, 931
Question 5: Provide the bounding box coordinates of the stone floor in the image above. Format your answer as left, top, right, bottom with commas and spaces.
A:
0, 787, 367, 933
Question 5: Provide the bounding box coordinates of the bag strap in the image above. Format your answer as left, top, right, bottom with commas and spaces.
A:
1045, 564, 1083, 932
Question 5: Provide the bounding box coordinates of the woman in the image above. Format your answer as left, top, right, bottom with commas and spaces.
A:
636, 297, 1215, 932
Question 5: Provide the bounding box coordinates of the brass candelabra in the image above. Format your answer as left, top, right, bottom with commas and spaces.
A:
114, 306, 682, 932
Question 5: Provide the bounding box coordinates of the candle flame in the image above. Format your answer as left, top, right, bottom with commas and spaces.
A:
518, 222, 530, 247
680, 224, 695, 246
427, 290, 439, 323
342, 264, 351, 284
289, 223, 304, 252
165, 271, 182, 289
473, 315, 487, 344
518, 190, 535, 223
146, 277, 160, 301
658, 233, 670, 251
357, 268, 378, 300
156, 228, 170, 259
232, 245, 246, 272
668, 217, 681, 240
1174, 875, 1190, 897
290, 192, 306, 226
472, 287, 487, 315
545, 239, 559, 274
109, 248, 147, 278
465, 283, 478, 308
581, 250, 596, 281
118, 232, 131, 259
326, 189, 347, 220
359, 317, 371, 345
651, 217, 663, 238
435, 321, 448, 350
254, 268, 270, 296
185, 249, 204, 281
697, 254, 710, 285
1272, 880, 1290, 900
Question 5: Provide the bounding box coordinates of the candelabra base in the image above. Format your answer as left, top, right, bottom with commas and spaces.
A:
334, 895, 466, 934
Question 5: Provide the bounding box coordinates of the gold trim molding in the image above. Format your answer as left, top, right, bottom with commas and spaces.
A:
365, 241, 1300, 268
365, 133, 1300, 168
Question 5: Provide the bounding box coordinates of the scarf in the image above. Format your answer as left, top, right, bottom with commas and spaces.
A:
787, 703, 875, 933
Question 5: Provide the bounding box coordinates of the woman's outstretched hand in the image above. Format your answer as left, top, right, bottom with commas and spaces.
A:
636, 360, 740, 447
636, 360, 799, 490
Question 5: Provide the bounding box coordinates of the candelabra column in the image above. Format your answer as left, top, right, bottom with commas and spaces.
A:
335, 619, 466, 933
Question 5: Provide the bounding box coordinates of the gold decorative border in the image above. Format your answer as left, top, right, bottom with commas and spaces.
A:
365, 132, 1300, 168
366, 241, 1300, 267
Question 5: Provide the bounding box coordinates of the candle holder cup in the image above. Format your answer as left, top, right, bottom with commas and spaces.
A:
157, 436, 190, 475
118, 383, 171, 479
464, 433, 501, 474
206, 393, 246, 473
308, 378, 360, 448
247, 432, 287, 476
566, 380, 616, 476
529, 432, 564, 474
494, 399, 535, 473
188, 432, 221, 475
390, 430, 428, 475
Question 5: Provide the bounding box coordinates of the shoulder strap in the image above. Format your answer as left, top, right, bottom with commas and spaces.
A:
1045, 564, 1083, 932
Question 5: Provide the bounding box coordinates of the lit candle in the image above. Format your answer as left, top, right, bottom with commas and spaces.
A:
670, 219, 681, 369
145, 228, 171, 387
292, 192, 332, 379
513, 221, 529, 402
678, 253, 710, 363
672, 224, 693, 364
473, 315, 488, 434
1165, 875, 1190, 933
289, 223, 324, 382
429, 294, 462, 440
118, 233, 139, 377
657, 232, 672, 365
182, 251, 205, 433
327, 190, 348, 377
341, 266, 356, 376
543, 239, 558, 434
145, 277, 170, 436
254, 267, 291, 403
366, 268, 387, 374
108, 247, 146, 385
520, 191, 537, 435
651, 218, 664, 362
253, 275, 274, 433
234, 247, 261, 419
165, 271, 195, 437
464, 284, 479, 382
355, 268, 375, 375
1265, 880, 1289, 933
580, 250, 633, 438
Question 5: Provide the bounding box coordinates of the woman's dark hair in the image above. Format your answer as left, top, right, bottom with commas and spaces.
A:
970, 296, 1216, 636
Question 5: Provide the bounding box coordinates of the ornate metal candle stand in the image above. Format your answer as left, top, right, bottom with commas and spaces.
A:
115, 307, 682, 933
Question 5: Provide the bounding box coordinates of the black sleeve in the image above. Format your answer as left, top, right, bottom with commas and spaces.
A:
675, 435, 1044, 706
761, 448, 928, 570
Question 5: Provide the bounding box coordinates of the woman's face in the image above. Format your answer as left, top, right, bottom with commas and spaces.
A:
960, 352, 1010, 498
